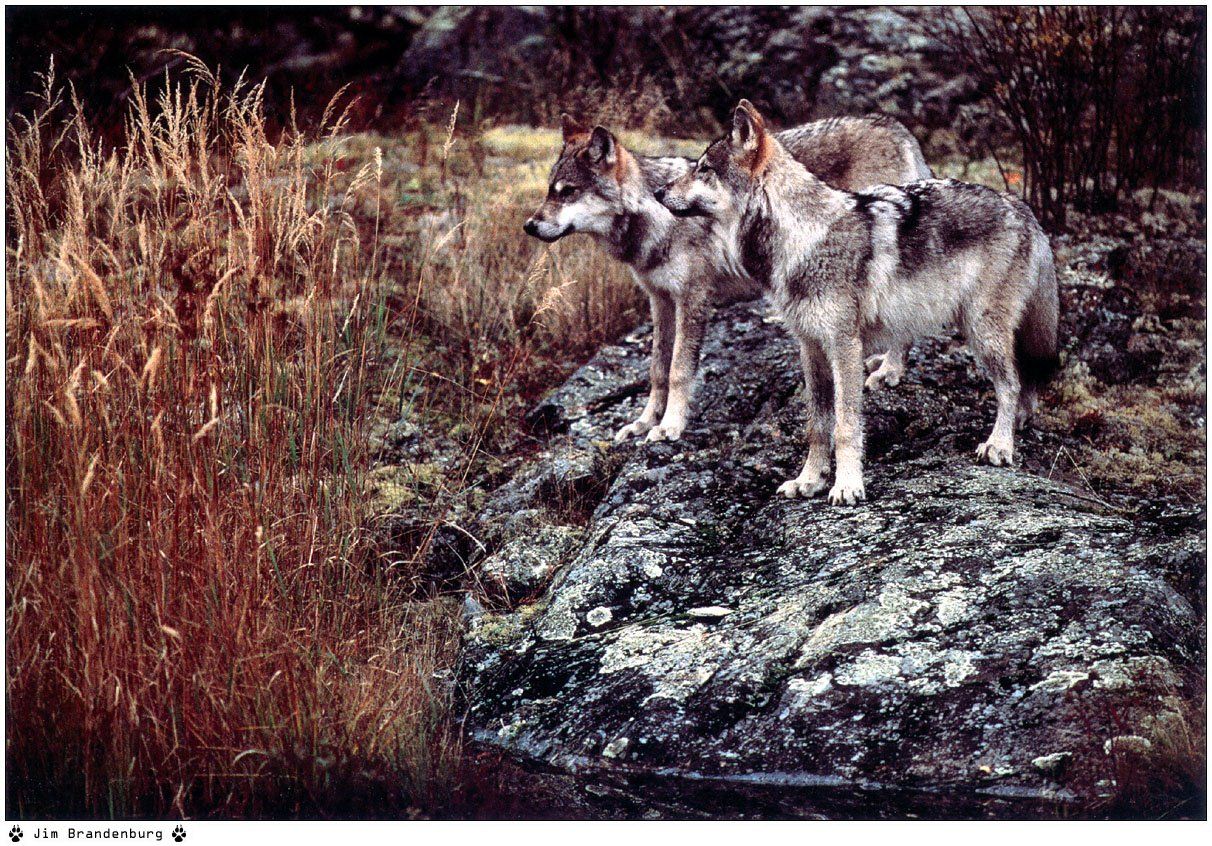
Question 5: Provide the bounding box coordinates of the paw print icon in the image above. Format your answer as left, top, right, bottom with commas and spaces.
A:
171, 827, 186, 843
9, 827, 22, 843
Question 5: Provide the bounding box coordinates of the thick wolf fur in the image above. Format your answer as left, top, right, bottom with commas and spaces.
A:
523, 113, 932, 443
657, 100, 1058, 505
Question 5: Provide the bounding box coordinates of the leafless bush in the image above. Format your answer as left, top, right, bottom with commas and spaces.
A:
944, 7, 1205, 229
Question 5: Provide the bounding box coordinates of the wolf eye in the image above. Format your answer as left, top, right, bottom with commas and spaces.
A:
557, 184, 577, 198
698, 165, 714, 177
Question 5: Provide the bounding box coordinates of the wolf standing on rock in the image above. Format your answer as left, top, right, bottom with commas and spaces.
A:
524, 112, 931, 443
657, 100, 1059, 505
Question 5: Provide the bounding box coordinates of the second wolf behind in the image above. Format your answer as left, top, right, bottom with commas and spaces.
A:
524, 112, 931, 443
657, 100, 1058, 505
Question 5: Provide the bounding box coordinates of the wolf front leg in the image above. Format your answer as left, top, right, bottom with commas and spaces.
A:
827, 334, 867, 505
647, 289, 710, 442
778, 338, 834, 498
616, 290, 675, 441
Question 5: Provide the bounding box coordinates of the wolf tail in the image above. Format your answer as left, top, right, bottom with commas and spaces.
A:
1015, 235, 1060, 394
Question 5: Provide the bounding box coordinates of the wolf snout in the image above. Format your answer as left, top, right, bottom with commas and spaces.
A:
523, 217, 567, 242
653, 185, 668, 203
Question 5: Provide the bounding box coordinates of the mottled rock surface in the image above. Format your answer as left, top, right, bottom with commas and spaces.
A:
456, 287, 1204, 818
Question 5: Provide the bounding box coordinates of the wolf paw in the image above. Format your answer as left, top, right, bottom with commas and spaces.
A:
646, 423, 684, 442
614, 419, 654, 442
864, 365, 902, 391
976, 440, 1014, 466
827, 481, 866, 506
863, 354, 903, 391
777, 476, 828, 499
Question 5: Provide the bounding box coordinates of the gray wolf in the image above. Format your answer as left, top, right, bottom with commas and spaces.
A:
657, 100, 1058, 505
523, 112, 932, 443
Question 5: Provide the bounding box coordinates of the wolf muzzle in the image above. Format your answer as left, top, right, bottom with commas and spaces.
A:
523, 217, 569, 242
654, 185, 703, 217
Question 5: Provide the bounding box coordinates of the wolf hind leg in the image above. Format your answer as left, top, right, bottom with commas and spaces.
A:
971, 325, 1021, 467
779, 338, 833, 498
864, 342, 907, 391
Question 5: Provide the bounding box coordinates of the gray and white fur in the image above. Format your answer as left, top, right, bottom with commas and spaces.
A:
523, 112, 932, 443
657, 100, 1059, 504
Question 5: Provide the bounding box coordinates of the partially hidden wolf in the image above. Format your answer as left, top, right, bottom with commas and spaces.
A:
657, 100, 1058, 505
524, 112, 931, 443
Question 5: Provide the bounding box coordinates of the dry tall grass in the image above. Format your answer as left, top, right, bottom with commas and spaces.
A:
5, 62, 463, 818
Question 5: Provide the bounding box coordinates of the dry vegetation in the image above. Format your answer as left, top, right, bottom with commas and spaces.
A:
5, 59, 462, 818
943, 6, 1205, 230
3, 60, 669, 818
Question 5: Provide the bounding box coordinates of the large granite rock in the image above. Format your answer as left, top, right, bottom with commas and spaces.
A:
456, 295, 1203, 819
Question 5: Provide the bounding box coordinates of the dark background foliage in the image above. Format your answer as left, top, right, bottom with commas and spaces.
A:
941, 7, 1206, 227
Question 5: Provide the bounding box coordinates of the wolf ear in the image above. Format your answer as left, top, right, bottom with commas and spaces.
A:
585, 125, 617, 168
731, 99, 767, 153
560, 113, 590, 144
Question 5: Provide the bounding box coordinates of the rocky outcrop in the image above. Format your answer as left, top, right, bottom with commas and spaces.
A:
456, 283, 1204, 818
395, 6, 980, 135
397, 7, 551, 91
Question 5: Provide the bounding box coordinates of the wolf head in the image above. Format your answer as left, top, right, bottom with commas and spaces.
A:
655, 99, 774, 223
523, 114, 631, 242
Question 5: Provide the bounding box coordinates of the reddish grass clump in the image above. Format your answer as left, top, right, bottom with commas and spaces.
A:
5, 60, 459, 818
